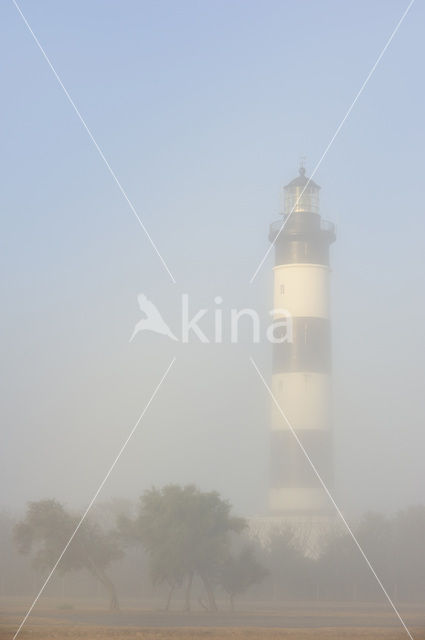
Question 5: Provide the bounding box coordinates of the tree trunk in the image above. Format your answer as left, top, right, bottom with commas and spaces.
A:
95, 567, 120, 611
200, 574, 217, 612
184, 572, 193, 611
85, 554, 120, 612
165, 582, 175, 611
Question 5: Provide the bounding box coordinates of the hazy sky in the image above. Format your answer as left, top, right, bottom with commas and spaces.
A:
1, 0, 424, 517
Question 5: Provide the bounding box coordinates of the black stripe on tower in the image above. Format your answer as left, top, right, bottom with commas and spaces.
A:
273, 317, 331, 374
270, 211, 335, 267
270, 430, 333, 488
275, 236, 330, 266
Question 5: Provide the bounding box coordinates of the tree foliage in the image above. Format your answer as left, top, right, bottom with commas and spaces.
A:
122, 484, 247, 610
219, 544, 268, 609
265, 527, 314, 598
14, 499, 122, 610
11, 493, 425, 608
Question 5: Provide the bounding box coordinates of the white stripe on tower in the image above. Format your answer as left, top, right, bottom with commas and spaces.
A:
269, 166, 335, 516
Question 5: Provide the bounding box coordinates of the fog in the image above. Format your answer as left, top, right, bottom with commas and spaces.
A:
1, 0, 425, 634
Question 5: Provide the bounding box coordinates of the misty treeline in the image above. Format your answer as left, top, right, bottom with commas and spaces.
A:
8, 486, 266, 612
2, 486, 425, 611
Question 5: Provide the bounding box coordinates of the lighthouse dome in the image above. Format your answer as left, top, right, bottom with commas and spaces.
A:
285, 166, 320, 190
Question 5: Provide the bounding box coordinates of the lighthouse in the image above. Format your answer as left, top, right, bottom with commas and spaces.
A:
268, 166, 336, 521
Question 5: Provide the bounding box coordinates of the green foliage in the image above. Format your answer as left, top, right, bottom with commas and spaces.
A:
393, 505, 425, 596
14, 499, 123, 610
219, 545, 268, 606
266, 527, 314, 597
125, 484, 248, 609
10, 498, 425, 606
14, 500, 81, 573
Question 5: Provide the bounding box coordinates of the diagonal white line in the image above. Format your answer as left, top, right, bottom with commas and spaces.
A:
250, 0, 416, 284
12, 0, 176, 284
12, 357, 176, 640
250, 356, 414, 640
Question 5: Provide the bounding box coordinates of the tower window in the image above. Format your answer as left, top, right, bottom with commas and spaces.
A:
280, 284, 285, 295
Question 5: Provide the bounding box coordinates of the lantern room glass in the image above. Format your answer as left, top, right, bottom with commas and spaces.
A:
284, 185, 320, 215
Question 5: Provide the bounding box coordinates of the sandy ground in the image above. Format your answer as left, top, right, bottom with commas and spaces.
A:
1, 626, 425, 640
1, 600, 424, 640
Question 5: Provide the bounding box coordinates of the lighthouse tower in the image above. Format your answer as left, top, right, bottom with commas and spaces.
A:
268, 166, 336, 522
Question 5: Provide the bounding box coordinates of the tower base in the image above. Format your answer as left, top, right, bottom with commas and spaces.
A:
248, 513, 339, 558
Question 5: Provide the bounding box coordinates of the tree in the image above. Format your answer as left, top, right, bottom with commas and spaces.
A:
14, 500, 123, 610
0, 510, 36, 595
122, 485, 246, 611
219, 545, 267, 610
266, 527, 314, 600
393, 505, 425, 600
317, 512, 394, 601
